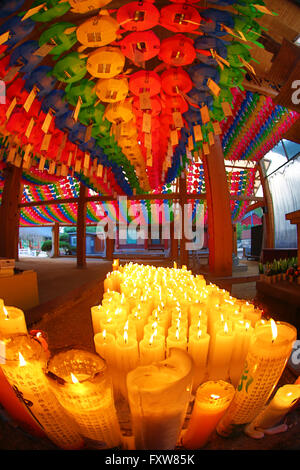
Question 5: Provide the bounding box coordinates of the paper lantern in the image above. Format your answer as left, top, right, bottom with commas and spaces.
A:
233, 17, 263, 46
119, 31, 160, 63
187, 64, 220, 91
159, 35, 196, 66
133, 95, 161, 117
29, 0, 70, 22
65, 79, 97, 108
226, 42, 252, 68
76, 15, 119, 49
161, 67, 193, 96
24, 66, 57, 98
129, 71, 161, 96
117, 1, 160, 31
187, 88, 214, 108
86, 47, 125, 79
38, 23, 77, 59
52, 52, 87, 84
95, 77, 129, 103
41, 89, 69, 117
219, 67, 244, 88
78, 102, 105, 126
68, 0, 111, 14
194, 35, 228, 66
55, 110, 81, 133
200, 8, 235, 36
105, 101, 134, 124
160, 3, 201, 33
0, 16, 35, 50
162, 95, 189, 114
183, 108, 202, 124
9, 41, 44, 74
0, 0, 25, 17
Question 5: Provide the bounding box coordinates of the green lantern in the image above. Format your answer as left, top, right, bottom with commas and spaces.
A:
219, 67, 245, 89
233, 17, 265, 47
78, 102, 106, 127
226, 41, 252, 68
213, 87, 234, 109
52, 52, 87, 84
38, 23, 77, 59
65, 79, 97, 108
30, 0, 70, 22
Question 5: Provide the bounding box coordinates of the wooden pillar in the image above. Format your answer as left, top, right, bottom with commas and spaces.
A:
76, 183, 87, 268
0, 163, 23, 260
179, 173, 188, 267
169, 221, 178, 262
203, 136, 232, 277
51, 222, 60, 258
106, 236, 114, 261
258, 162, 275, 249
232, 223, 238, 257
285, 210, 300, 263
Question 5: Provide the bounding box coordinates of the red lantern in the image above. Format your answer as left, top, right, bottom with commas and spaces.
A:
159, 34, 196, 66
161, 94, 188, 114
119, 31, 160, 63
160, 3, 201, 33
160, 67, 193, 96
117, 1, 160, 31
133, 95, 161, 117
129, 70, 161, 96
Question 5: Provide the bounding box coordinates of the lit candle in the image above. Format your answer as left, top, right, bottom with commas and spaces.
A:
94, 329, 115, 367
127, 349, 193, 450
144, 321, 165, 340
217, 320, 297, 437
188, 330, 210, 390
112, 259, 119, 271
114, 329, 139, 398
245, 384, 300, 438
181, 380, 235, 449
47, 348, 121, 449
1, 335, 84, 449
207, 322, 235, 381
139, 331, 166, 365
166, 328, 187, 354
229, 320, 253, 387
0, 301, 27, 336
241, 302, 262, 327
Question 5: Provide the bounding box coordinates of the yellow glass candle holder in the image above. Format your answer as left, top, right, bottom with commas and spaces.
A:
0, 335, 83, 450
182, 380, 235, 449
46, 348, 121, 449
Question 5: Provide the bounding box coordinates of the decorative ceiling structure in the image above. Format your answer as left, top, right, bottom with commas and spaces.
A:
0, 0, 299, 226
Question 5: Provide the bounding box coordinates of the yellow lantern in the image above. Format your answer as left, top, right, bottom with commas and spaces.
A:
87, 47, 125, 79
95, 77, 129, 103
105, 101, 134, 124
76, 15, 119, 49
112, 120, 138, 139
69, 0, 111, 14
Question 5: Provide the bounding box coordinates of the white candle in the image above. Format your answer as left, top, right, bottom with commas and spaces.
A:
245, 384, 300, 438
94, 330, 115, 366
188, 330, 210, 390
114, 330, 139, 398
0, 302, 27, 337
229, 320, 253, 387
139, 332, 166, 365
208, 322, 235, 381
166, 328, 187, 355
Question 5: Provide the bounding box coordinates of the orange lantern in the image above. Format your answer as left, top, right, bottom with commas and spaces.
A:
105, 100, 134, 123
76, 14, 119, 49
161, 67, 193, 96
95, 77, 129, 103
119, 31, 160, 64
159, 34, 196, 66
116, 1, 160, 31
160, 3, 201, 33
129, 70, 161, 96
69, 0, 111, 14
86, 46, 125, 78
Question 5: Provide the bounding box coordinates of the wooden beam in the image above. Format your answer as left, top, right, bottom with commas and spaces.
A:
203, 136, 233, 277
76, 183, 87, 269
0, 164, 23, 260
258, 162, 275, 249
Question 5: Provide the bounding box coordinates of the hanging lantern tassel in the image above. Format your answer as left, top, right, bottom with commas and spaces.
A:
23, 86, 38, 113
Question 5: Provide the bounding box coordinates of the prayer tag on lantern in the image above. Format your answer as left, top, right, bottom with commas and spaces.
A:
7, 146, 17, 163
21, 3, 47, 21
4, 66, 21, 83
203, 142, 210, 155
97, 164, 103, 177
85, 123, 93, 142
188, 135, 194, 151
25, 117, 35, 139
208, 131, 215, 146
38, 156, 46, 171
48, 160, 56, 175
14, 154, 22, 168
73, 96, 82, 122
67, 152, 73, 167
173, 111, 184, 129
193, 124, 203, 142
144, 132, 152, 149
34, 43, 56, 57
212, 121, 222, 135
200, 105, 210, 124
6, 97, 17, 120
207, 78, 220, 97
84, 152, 90, 169
170, 129, 179, 146
41, 111, 53, 134
0, 32, 10, 46
221, 102, 232, 117
139, 92, 151, 110
23, 87, 37, 113
41, 133, 51, 151
74, 159, 81, 173
142, 113, 151, 133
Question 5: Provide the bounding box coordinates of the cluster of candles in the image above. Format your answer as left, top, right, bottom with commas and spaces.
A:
0, 261, 299, 451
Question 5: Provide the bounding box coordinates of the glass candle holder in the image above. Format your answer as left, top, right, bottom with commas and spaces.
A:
182, 380, 235, 449
0, 334, 83, 449
217, 321, 297, 437
46, 348, 121, 449
0, 306, 28, 336
127, 348, 193, 450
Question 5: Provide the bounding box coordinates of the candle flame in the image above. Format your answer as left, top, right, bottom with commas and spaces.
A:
210, 394, 220, 400
224, 322, 229, 334
175, 328, 180, 340
18, 352, 26, 367
270, 319, 277, 342
197, 329, 202, 339
149, 332, 155, 346
124, 329, 128, 344
3, 306, 9, 319
124, 320, 129, 331
70, 373, 79, 384
245, 322, 250, 330
102, 329, 106, 339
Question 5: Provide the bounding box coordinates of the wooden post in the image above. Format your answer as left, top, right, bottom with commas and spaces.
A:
285, 210, 300, 264
0, 164, 23, 260
258, 162, 275, 249
203, 136, 232, 277
77, 183, 87, 268
106, 237, 114, 261
232, 223, 238, 257
179, 173, 188, 268
51, 222, 60, 258
169, 221, 178, 262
